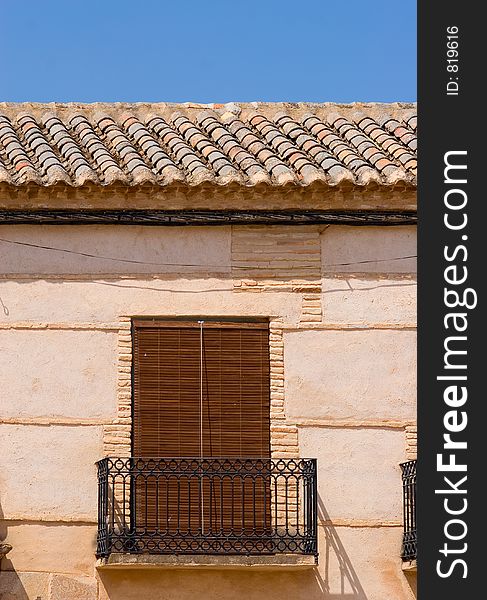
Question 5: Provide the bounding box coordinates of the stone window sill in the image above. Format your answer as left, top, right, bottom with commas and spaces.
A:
96, 553, 317, 570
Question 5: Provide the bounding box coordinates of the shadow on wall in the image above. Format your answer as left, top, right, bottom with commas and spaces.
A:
98, 498, 368, 600
0, 502, 28, 600
316, 498, 367, 600
402, 571, 417, 599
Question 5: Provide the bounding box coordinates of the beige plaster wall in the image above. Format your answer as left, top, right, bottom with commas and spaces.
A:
322, 277, 417, 325
0, 279, 304, 324
321, 226, 417, 274
299, 427, 404, 521
0, 330, 118, 420
0, 424, 103, 521
1, 524, 97, 577
0, 223, 417, 600
0, 225, 231, 275
284, 329, 416, 422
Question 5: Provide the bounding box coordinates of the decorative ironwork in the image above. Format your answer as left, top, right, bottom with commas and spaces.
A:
97, 457, 317, 559
401, 459, 417, 561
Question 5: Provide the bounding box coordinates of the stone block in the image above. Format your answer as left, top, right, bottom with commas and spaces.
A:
299, 427, 404, 520
2, 524, 96, 576
0, 571, 49, 600
49, 574, 97, 600
0, 280, 302, 324
0, 330, 117, 420
284, 330, 416, 422
0, 225, 231, 275
0, 424, 103, 520
321, 225, 417, 274
322, 276, 417, 325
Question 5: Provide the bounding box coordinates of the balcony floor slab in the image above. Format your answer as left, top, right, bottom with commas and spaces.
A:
402, 559, 417, 572
96, 553, 317, 570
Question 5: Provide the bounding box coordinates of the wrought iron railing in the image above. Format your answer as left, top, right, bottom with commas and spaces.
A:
400, 459, 417, 561
97, 457, 317, 559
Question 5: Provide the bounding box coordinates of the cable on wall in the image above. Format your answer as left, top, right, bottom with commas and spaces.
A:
198, 319, 205, 534
0, 237, 417, 269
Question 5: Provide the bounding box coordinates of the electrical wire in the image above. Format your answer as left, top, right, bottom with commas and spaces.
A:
0, 237, 417, 269
0, 237, 226, 268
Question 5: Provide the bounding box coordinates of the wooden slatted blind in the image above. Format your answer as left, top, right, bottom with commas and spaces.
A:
132, 320, 271, 538
132, 320, 270, 459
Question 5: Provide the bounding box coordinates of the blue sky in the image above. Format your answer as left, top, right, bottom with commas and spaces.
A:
0, 0, 416, 103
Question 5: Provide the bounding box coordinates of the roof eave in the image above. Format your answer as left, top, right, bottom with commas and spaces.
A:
0, 180, 417, 212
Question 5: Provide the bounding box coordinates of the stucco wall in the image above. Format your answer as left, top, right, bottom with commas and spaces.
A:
0, 223, 416, 600
1, 330, 118, 420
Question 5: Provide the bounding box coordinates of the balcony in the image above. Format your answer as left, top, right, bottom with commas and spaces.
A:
96, 457, 318, 569
400, 460, 417, 568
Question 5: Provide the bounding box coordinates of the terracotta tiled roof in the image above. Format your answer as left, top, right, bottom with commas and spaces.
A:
0, 102, 416, 188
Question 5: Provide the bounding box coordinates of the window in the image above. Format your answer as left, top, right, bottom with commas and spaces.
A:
131, 319, 271, 540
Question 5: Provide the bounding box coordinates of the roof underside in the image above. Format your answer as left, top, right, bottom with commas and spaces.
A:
0, 102, 416, 190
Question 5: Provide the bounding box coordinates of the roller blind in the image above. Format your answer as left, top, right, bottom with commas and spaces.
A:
132, 320, 271, 459
131, 320, 271, 537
